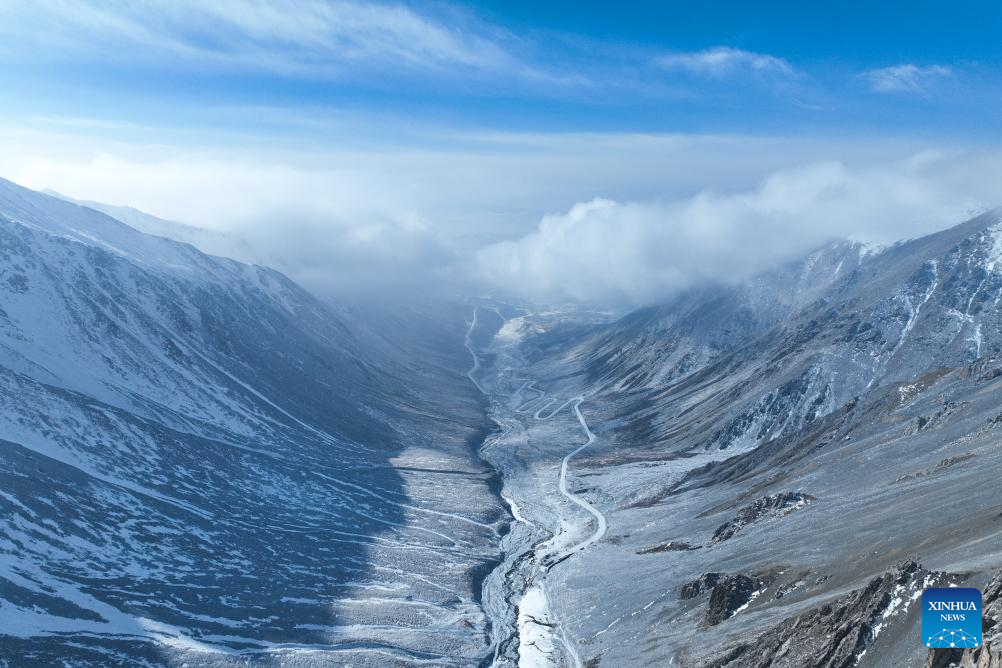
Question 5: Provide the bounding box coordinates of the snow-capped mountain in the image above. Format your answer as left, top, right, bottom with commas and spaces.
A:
550, 211, 1002, 456
0, 178, 503, 666
469, 210, 1002, 667
43, 189, 260, 265
6, 172, 1002, 668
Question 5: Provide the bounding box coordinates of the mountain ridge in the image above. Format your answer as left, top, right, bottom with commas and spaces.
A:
0, 178, 505, 666
471, 208, 1002, 666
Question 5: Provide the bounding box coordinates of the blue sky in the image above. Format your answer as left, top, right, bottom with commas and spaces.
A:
1, 1, 1001, 304
1, 0, 998, 140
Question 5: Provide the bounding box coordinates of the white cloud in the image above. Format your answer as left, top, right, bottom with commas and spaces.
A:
5, 125, 896, 240
656, 46, 793, 78
477, 150, 1002, 306
4, 125, 999, 306
0, 0, 515, 76
863, 64, 953, 94
6, 149, 456, 297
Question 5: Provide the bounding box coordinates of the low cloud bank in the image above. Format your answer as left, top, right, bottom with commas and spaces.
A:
11, 151, 456, 298
9, 137, 1002, 308
477, 151, 1000, 306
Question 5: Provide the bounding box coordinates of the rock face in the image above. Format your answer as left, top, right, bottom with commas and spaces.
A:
680, 572, 765, 626
705, 574, 762, 627
680, 573, 724, 600
710, 561, 939, 667
710, 492, 815, 544
925, 570, 1002, 668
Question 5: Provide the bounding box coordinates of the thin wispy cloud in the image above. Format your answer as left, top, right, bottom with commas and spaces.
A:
656, 47, 794, 78
863, 64, 953, 94
26, 115, 153, 132
0, 0, 516, 77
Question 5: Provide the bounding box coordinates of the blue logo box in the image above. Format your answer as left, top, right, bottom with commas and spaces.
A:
923, 587, 982, 649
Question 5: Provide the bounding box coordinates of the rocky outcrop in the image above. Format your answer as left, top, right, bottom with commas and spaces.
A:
896, 452, 977, 484
705, 574, 762, 626
925, 570, 1002, 668
638, 540, 701, 555
710, 492, 815, 544
707, 561, 943, 668
681, 573, 723, 600
913, 401, 967, 433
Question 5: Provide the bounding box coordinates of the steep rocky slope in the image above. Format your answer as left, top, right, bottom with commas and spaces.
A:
475, 211, 1002, 666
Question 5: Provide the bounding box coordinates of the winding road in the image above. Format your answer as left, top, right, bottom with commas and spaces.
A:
468, 322, 607, 567
464, 306, 485, 393
551, 397, 607, 563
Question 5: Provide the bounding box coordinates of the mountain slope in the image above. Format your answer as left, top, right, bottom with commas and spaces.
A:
0, 178, 503, 667
475, 210, 1002, 667
43, 189, 259, 264
541, 211, 1002, 459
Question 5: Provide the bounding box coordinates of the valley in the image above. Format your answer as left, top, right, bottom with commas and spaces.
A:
3, 178, 1002, 667
0, 179, 505, 666
466, 215, 1002, 666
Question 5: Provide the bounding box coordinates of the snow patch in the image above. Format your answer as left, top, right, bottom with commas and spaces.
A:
986, 222, 1002, 272
517, 585, 561, 668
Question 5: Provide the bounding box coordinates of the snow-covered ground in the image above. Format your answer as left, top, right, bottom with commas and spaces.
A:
0, 179, 504, 666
